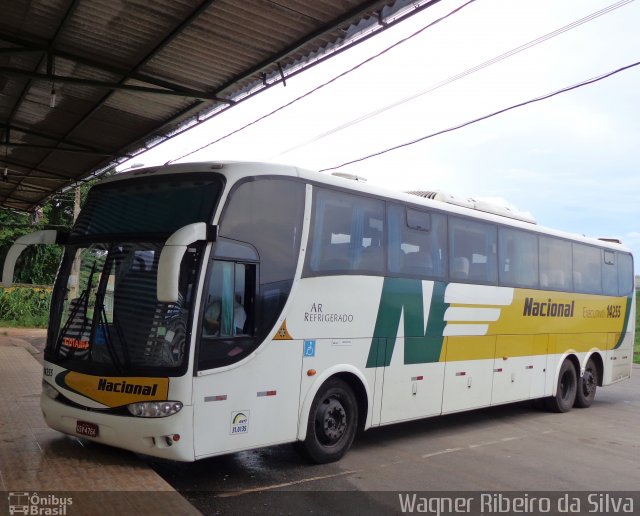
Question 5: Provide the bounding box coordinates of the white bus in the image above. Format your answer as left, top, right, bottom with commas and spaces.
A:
4, 161, 634, 463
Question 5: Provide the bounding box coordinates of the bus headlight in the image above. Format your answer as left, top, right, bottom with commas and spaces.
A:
127, 401, 183, 418
42, 380, 60, 400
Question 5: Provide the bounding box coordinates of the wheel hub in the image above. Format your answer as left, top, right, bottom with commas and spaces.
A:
318, 398, 346, 442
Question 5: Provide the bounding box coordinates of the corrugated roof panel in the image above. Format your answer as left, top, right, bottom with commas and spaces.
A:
103, 86, 193, 119
141, 0, 372, 93
0, 0, 70, 41
55, 0, 198, 69
1, 0, 430, 211
39, 151, 101, 177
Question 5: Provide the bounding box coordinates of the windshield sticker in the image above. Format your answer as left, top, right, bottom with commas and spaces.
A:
62, 337, 90, 350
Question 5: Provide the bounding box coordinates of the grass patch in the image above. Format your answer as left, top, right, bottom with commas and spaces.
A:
0, 286, 51, 328
0, 316, 49, 328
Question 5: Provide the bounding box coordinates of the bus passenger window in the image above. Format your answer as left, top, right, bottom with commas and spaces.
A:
539, 236, 572, 291
498, 227, 538, 288
307, 188, 384, 275
572, 243, 602, 294
617, 252, 633, 295
387, 204, 446, 278
449, 217, 497, 283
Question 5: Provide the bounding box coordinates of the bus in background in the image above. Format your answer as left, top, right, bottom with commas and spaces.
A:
2, 161, 634, 464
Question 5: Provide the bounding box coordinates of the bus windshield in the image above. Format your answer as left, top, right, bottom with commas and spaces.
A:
71, 174, 222, 240
46, 241, 201, 375
44, 173, 222, 375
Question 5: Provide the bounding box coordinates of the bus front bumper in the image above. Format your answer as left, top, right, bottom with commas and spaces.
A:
40, 393, 196, 461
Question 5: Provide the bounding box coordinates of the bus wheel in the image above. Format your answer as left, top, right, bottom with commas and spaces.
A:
300, 378, 358, 464
545, 359, 577, 413
575, 358, 598, 408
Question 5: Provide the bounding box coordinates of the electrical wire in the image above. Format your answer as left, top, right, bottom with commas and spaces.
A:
279, 0, 634, 156
319, 59, 640, 172
169, 0, 478, 163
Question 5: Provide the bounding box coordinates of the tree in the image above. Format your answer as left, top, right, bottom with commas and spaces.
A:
0, 180, 97, 286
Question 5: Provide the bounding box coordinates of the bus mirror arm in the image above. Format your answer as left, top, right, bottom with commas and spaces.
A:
157, 222, 217, 303
1, 229, 64, 287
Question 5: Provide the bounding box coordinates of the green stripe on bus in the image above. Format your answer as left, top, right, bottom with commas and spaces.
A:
614, 294, 633, 349
366, 278, 448, 367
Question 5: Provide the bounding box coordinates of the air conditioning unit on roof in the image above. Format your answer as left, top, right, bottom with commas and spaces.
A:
407, 190, 536, 224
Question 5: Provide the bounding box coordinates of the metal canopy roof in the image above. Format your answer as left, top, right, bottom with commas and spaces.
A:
0, 0, 437, 212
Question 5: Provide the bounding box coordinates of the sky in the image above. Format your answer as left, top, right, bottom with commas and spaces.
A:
118, 0, 640, 262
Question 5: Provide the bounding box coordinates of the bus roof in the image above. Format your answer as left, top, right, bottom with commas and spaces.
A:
106, 161, 631, 253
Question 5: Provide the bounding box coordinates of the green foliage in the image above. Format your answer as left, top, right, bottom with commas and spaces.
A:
0, 180, 97, 286
0, 286, 52, 328
14, 245, 63, 285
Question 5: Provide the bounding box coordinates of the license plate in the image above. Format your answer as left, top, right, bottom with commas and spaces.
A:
76, 420, 99, 438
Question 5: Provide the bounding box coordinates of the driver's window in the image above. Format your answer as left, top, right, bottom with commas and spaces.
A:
202, 261, 254, 338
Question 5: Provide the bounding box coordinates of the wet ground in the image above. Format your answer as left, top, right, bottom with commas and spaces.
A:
9, 327, 638, 515
0, 326, 47, 359
147, 367, 640, 514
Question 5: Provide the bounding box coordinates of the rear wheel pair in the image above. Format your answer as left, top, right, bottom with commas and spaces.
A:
545, 358, 598, 412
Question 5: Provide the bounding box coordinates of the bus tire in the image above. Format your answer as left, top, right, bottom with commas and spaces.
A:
545, 359, 577, 413
300, 378, 358, 464
575, 358, 598, 408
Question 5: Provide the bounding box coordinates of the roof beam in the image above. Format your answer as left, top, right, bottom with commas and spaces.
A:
0, 66, 231, 102
0, 180, 52, 193
0, 141, 113, 156
1, 157, 79, 182
0, 34, 217, 98
0, 123, 122, 155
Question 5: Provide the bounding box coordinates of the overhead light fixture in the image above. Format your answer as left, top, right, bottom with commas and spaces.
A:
50, 87, 57, 108
2, 167, 7, 182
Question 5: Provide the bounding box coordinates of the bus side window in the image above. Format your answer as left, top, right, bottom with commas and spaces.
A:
498, 227, 538, 288
218, 177, 305, 341
572, 243, 602, 294
387, 204, 446, 279
539, 236, 572, 291
449, 216, 497, 283
198, 259, 257, 370
307, 188, 384, 275
202, 261, 254, 338
617, 252, 633, 295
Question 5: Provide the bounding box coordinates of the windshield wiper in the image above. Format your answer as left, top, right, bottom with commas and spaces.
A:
91, 264, 123, 372
96, 305, 124, 373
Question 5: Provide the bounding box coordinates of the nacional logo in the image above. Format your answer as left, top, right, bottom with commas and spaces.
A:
97, 378, 158, 396
56, 371, 169, 407
230, 411, 249, 435
522, 297, 575, 318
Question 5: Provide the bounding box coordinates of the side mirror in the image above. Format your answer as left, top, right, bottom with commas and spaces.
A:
1, 230, 63, 287
157, 223, 216, 303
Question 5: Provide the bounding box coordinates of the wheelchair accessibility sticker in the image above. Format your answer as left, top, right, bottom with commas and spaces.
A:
303, 340, 316, 357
